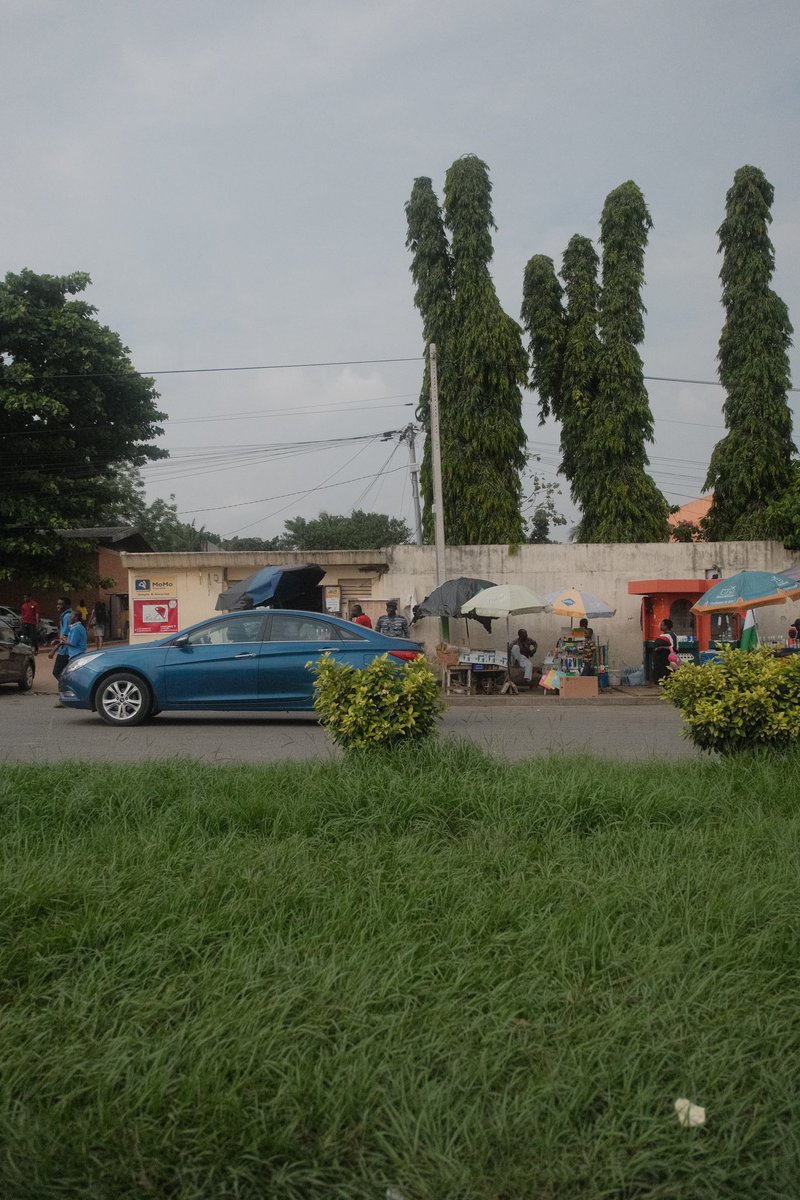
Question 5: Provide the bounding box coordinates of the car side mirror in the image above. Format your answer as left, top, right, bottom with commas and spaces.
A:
172, 633, 190, 647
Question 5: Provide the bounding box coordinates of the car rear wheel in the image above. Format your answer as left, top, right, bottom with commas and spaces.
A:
95, 672, 152, 727
18, 662, 34, 692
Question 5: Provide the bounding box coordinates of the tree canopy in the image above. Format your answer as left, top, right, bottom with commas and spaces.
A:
703, 166, 795, 539
406, 157, 527, 545
274, 510, 411, 551
523, 185, 668, 542
0, 270, 166, 585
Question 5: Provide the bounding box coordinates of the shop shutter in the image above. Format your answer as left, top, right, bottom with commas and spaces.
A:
339, 577, 372, 607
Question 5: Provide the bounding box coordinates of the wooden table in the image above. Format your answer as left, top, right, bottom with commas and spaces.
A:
444, 663, 507, 696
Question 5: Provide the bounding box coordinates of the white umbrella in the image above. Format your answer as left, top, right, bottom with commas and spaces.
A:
461, 584, 550, 618
545, 587, 616, 619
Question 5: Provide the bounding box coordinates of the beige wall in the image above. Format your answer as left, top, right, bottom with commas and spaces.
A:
120, 551, 392, 644
121, 542, 800, 672
383, 541, 800, 671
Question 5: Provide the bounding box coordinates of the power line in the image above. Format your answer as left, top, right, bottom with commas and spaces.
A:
24, 355, 424, 381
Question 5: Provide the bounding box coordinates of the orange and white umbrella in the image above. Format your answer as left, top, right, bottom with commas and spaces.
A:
545, 587, 616, 619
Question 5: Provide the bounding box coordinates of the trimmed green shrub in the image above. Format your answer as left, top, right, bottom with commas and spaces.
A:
311, 653, 444, 751
661, 646, 800, 754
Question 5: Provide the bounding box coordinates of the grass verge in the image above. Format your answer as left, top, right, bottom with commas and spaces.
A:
1, 743, 799, 1198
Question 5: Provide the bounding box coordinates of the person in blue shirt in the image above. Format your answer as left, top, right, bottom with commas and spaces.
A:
51, 596, 72, 680
65, 609, 88, 659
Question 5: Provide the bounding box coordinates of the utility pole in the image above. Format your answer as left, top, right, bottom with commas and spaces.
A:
400, 424, 423, 545
429, 343, 446, 586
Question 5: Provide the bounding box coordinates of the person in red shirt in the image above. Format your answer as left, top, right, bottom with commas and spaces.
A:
349, 603, 373, 629
20, 593, 40, 653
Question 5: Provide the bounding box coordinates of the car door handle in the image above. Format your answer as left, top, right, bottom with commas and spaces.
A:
234, 652, 257, 658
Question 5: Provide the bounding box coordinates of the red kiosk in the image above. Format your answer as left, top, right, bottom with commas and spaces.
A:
628, 577, 742, 680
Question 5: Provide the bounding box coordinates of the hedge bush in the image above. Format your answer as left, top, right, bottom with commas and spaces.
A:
311, 652, 444, 752
661, 646, 800, 754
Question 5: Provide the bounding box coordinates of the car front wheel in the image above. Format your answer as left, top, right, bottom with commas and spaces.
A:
95, 673, 152, 727
18, 662, 34, 692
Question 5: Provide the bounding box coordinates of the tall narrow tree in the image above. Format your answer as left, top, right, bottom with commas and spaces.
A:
588, 182, 669, 542
405, 177, 454, 541
560, 236, 602, 526
703, 165, 795, 539
443, 155, 527, 543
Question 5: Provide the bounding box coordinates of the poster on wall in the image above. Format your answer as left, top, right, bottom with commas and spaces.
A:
133, 576, 176, 596
133, 598, 179, 635
324, 585, 341, 615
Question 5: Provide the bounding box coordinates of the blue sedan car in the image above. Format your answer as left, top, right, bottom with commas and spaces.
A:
58, 608, 423, 727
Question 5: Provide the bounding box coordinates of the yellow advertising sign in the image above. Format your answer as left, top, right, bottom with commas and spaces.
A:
133, 576, 176, 596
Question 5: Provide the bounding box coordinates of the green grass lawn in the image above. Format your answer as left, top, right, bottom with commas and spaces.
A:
1, 744, 799, 1199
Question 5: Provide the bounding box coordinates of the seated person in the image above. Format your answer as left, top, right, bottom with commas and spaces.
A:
509, 628, 537, 684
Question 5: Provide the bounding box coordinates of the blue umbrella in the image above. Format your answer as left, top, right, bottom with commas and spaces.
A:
691, 570, 800, 614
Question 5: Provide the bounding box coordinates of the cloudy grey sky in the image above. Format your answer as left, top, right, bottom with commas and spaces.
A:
4, 0, 799, 540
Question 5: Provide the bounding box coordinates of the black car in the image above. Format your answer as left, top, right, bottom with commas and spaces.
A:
0, 617, 35, 691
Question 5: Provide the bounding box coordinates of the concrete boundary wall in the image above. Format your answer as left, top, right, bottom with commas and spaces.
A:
383, 541, 800, 670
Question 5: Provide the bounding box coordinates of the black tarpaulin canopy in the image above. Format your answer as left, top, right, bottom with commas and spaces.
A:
412, 577, 497, 632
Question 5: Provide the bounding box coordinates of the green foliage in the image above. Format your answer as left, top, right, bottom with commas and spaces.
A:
522, 193, 668, 542
587, 182, 669, 542
277, 509, 411, 551
311, 652, 443, 751
443, 156, 528, 543
523, 471, 567, 543
405, 177, 454, 542
406, 157, 527, 545
101, 468, 217, 551
765, 461, 800, 549
704, 166, 795, 540
670, 519, 702, 543
662, 647, 800, 754
0, 270, 166, 585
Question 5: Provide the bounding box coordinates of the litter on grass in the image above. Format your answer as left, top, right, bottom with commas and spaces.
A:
674, 1097, 706, 1127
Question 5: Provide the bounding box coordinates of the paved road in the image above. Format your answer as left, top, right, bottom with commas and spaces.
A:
0, 674, 697, 764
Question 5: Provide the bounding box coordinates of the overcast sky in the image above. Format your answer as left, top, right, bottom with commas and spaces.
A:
4, 0, 799, 541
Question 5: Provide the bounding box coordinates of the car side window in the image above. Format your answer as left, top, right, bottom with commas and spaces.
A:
183, 616, 265, 646
267, 614, 343, 642
0, 621, 14, 645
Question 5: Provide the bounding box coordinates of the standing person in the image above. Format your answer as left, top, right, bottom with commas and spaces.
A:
375, 599, 410, 639
50, 596, 72, 681
788, 615, 800, 644
89, 598, 108, 649
349, 603, 373, 629
576, 617, 594, 641
77, 598, 89, 624
510, 628, 537, 685
652, 618, 678, 684
65, 608, 88, 660
20, 593, 40, 653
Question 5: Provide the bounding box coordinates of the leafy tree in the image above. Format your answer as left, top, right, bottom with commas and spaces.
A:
0, 270, 166, 585
276, 510, 411, 551
703, 166, 795, 539
405, 177, 454, 541
219, 536, 277, 552
765, 461, 800, 549
588, 182, 669, 542
522, 238, 602, 523
442, 155, 528, 543
523, 470, 566, 544
101, 468, 217, 552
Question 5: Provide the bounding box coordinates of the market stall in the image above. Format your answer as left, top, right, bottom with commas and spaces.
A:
539, 588, 614, 697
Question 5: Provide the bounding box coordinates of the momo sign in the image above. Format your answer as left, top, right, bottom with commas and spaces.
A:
134, 576, 176, 595
133, 598, 179, 635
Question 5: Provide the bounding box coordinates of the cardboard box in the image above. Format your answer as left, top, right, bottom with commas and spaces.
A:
559, 675, 599, 698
